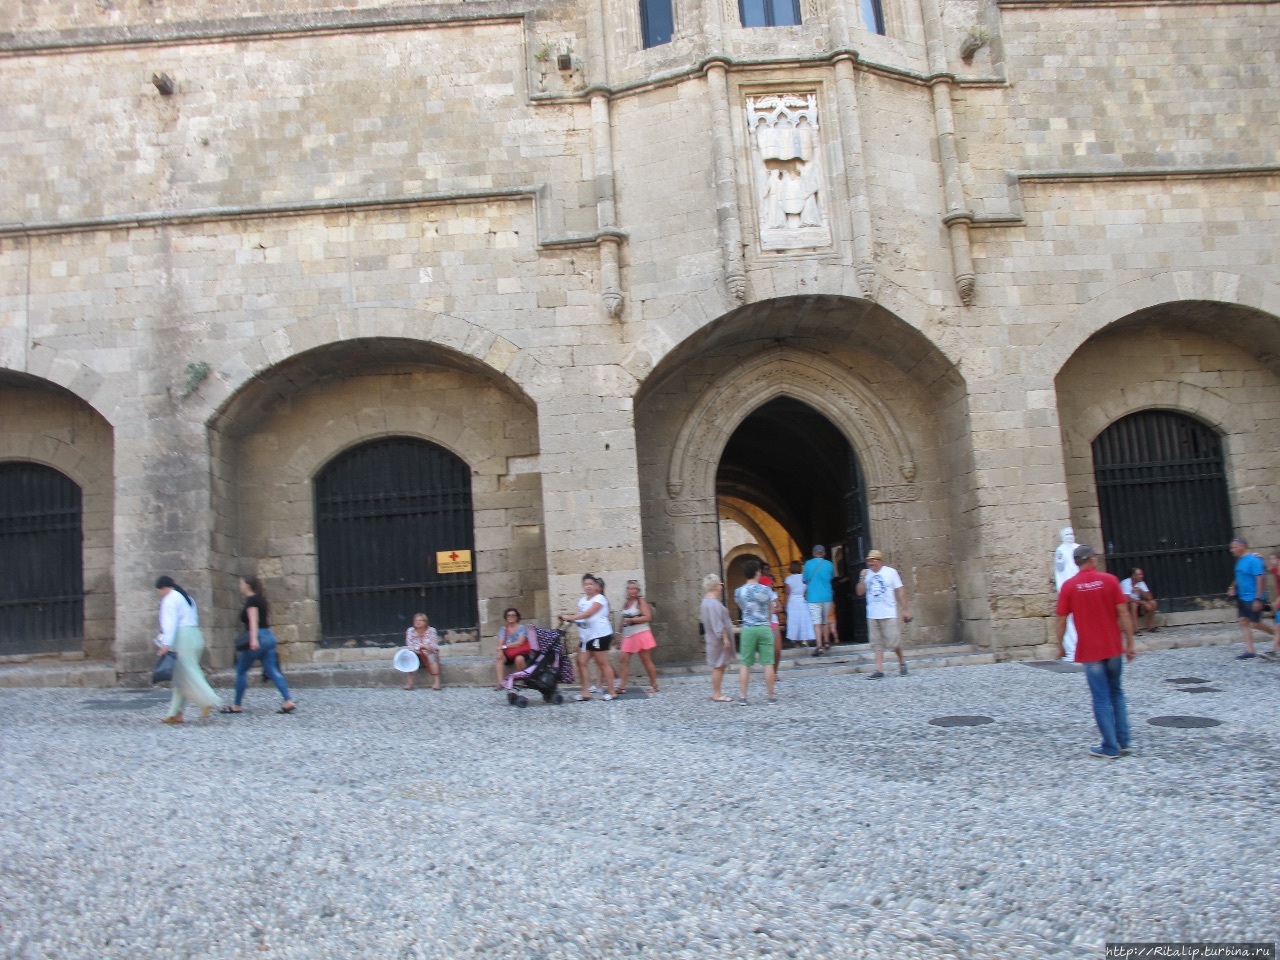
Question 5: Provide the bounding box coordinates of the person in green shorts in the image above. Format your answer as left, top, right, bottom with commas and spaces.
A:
733, 559, 778, 705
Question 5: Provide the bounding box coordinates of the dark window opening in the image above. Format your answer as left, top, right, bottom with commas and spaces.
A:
1092, 410, 1234, 613
315, 437, 477, 644
640, 0, 674, 47
740, 0, 802, 28
860, 0, 886, 35
0, 462, 83, 656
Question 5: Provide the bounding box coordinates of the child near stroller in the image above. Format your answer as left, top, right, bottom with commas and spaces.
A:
502, 627, 575, 707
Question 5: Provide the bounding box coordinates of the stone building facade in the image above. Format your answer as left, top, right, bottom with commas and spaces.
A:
1, 0, 1277, 680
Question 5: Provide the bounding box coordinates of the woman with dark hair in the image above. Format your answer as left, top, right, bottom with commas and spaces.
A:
155, 575, 221, 724
557, 573, 617, 701
221, 575, 296, 714
494, 607, 538, 690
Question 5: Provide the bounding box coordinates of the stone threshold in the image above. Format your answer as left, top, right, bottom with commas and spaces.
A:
0, 623, 1254, 690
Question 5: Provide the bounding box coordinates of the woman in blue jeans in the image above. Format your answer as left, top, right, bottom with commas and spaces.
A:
221, 576, 296, 714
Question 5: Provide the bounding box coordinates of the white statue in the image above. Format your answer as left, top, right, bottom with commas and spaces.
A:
1054, 526, 1079, 662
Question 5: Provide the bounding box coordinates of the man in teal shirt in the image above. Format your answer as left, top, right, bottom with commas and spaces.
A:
1228, 537, 1270, 660
803, 544, 836, 655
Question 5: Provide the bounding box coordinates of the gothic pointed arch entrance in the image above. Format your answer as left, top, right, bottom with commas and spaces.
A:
716, 396, 870, 642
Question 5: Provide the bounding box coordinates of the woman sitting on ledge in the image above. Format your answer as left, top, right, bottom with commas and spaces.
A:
494, 607, 538, 690
404, 612, 442, 691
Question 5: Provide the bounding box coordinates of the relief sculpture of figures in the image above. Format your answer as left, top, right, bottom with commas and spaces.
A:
747, 94, 832, 251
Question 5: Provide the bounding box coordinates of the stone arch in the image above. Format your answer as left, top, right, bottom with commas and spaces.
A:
3, 347, 122, 427
202, 318, 559, 427
0, 371, 115, 660
1055, 303, 1280, 597
626, 289, 966, 390
1042, 271, 1280, 377
666, 346, 918, 505
206, 338, 548, 664
1064, 381, 1244, 455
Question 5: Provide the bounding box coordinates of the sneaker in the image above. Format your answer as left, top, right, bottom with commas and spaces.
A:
1236, 652, 1258, 660
867, 671, 884, 680
899, 663, 908, 677
1089, 746, 1120, 759
737, 696, 748, 706
766, 696, 778, 705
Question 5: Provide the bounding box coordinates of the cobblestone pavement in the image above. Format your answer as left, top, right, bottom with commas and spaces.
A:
2, 644, 1277, 960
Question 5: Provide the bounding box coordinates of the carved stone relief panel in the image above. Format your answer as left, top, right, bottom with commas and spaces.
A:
746, 93, 832, 252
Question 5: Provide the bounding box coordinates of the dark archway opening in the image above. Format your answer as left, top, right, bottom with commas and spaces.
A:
716, 397, 869, 643
0, 462, 83, 655
1093, 410, 1234, 611
315, 437, 478, 644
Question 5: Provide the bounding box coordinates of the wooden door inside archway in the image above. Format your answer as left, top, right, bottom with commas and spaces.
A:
314, 437, 477, 644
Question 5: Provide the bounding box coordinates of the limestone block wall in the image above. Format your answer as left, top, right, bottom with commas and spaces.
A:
1, 15, 595, 236
225, 365, 546, 666
0, 378, 114, 660
1057, 323, 1280, 560
961, 2, 1280, 217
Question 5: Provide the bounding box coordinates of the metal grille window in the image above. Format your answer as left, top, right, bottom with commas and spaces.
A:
1092, 410, 1234, 612
0, 463, 83, 655
314, 438, 477, 645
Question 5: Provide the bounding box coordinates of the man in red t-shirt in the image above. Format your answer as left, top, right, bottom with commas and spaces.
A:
1055, 543, 1137, 759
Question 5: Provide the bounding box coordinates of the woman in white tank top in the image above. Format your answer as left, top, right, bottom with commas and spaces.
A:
557, 573, 618, 700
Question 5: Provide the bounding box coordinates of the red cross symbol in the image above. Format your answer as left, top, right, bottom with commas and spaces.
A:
449, 552, 459, 561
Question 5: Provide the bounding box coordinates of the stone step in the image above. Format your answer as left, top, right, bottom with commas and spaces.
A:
0, 624, 1252, 689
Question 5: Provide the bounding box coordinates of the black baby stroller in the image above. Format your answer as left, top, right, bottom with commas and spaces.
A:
503, 627, 574, 708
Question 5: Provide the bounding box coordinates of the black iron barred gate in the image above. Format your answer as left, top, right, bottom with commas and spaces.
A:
1092, 410, 1234, 612
0, 462, 84, 655
314, 438, 477, 644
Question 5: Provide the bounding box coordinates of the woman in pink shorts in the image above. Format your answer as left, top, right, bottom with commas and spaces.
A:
616, 580, 659, 694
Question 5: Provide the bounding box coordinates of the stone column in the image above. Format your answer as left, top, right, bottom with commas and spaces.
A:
921, 0, 976, 305
832, 54, 878, 300
536, 368, 646, 625
590, 94, 625, 318
706, 60, 748, 303
587, 0, 624, 318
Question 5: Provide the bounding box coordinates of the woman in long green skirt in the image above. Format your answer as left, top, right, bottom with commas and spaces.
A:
155, 576, 221, 723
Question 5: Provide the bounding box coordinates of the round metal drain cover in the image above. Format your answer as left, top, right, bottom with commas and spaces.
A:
928, 715, 994, 727
1164, 677, 1209, 685
1178, 686, 1224, 693
1147, 715, 1222, 728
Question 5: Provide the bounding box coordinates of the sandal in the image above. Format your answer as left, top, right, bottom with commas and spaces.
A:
278, 704, 297, 714
645, 687, 659, 695
218, 706, 243, 714
160, 715, 183, 724
712, 695, 734, 702
614, 688, 627, 695
574, 694, 593, 702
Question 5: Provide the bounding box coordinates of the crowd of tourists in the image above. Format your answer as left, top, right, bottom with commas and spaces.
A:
152, 536, 1279, 733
